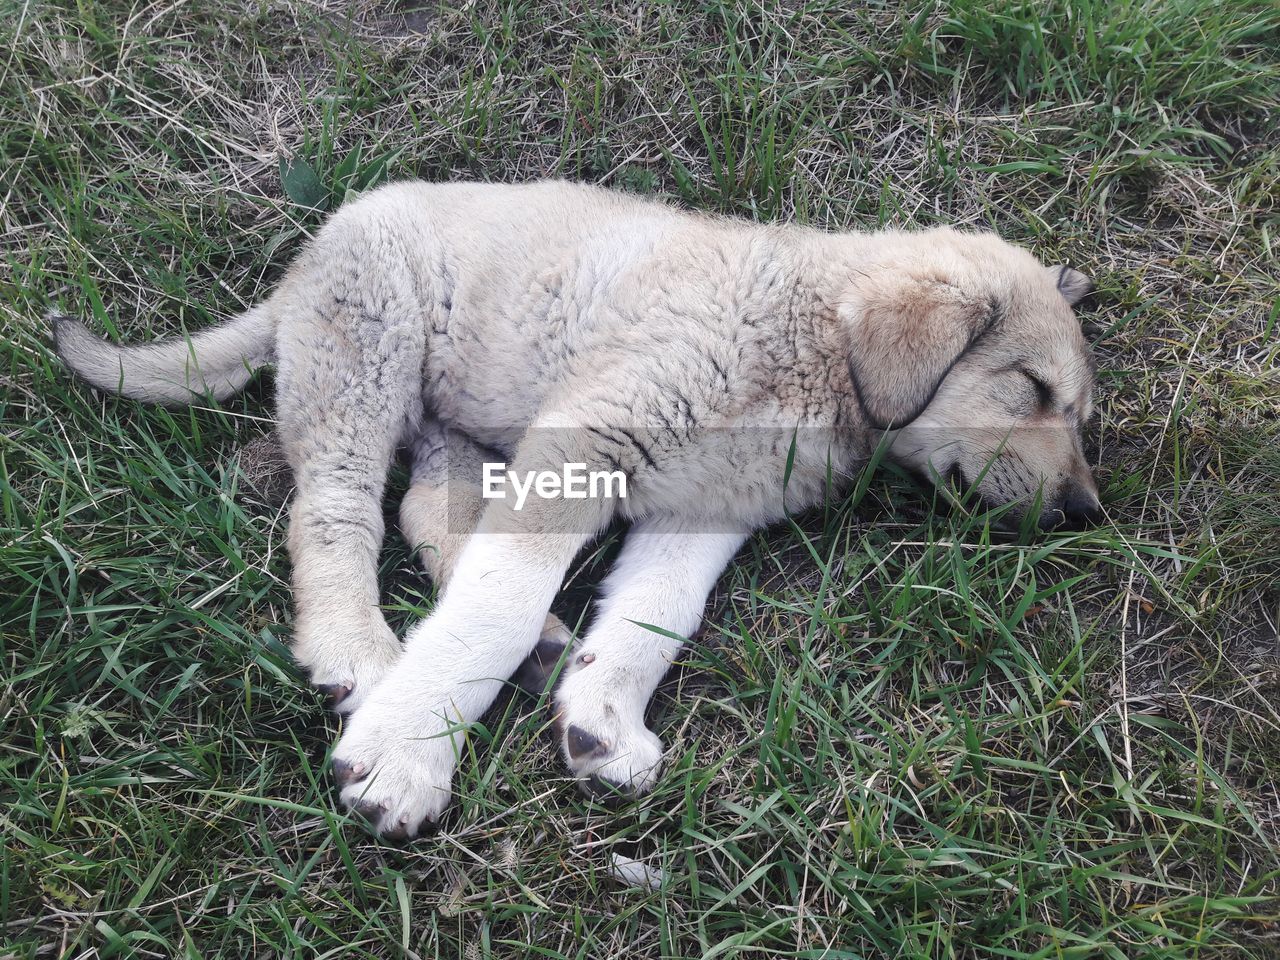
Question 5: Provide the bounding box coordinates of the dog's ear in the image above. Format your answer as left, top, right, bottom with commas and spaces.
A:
842, 275, 998, 430
1048, 265, 1092, 306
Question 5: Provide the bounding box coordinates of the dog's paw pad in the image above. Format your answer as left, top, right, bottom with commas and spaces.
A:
566, 724, 607, 760
558, 716, 664, 799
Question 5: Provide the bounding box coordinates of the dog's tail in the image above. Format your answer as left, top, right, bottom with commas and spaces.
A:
50, 305, 275, 406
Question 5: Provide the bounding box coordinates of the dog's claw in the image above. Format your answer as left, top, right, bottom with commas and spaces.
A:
317, 683, 352, 708
332, 757, 365, 786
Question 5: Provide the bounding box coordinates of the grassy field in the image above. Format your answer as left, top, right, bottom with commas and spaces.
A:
3, 0, 1279, 956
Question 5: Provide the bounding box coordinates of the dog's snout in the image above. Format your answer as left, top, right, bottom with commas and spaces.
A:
1042, 481, 1102, 530
1062, 484, 1102, 529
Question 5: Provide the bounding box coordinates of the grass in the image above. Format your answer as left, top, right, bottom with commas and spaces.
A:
2, 0, 1279, 956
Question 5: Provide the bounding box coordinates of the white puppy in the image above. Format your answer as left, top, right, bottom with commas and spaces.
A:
54, 180, 1098, 838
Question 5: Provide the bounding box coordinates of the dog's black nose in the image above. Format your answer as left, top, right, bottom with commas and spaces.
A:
1044, 483, 1102, 530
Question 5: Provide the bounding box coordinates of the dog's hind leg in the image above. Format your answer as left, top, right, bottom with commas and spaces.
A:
399, 422, 575, 695
397, 422, 491, 588
274, 227, 426, 715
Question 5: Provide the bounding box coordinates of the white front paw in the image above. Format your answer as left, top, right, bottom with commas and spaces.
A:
331, 688, 460, 840
554, 666, 665, 800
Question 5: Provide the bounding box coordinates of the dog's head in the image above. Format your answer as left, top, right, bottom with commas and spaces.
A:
839, 228, 1100, 529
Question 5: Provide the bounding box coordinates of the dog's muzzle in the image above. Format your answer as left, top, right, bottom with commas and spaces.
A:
1039, 479, 1103, 530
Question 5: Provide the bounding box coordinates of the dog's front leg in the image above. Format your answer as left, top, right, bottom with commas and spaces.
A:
553, 516, 748, 798
330, 430, 615, 839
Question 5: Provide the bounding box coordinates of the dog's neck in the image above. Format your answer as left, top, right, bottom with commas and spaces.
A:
737, 231, 894, 458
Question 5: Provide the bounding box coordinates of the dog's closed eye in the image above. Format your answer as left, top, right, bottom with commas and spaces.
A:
1008, 364, 1054, 409
1023, 370, 1053, 408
